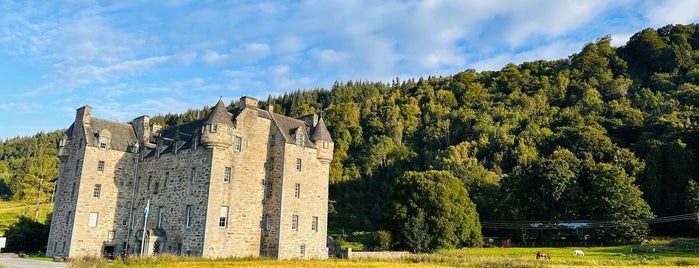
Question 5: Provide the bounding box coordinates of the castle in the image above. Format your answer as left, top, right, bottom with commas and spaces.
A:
46, 96, 334, 259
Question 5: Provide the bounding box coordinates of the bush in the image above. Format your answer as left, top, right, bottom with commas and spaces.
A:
371, 230, 391, 250
4, 216, 49, 253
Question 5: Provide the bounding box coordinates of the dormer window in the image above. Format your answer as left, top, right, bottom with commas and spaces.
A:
210, 124, 218, 133
99, 137, 108, 149
295, 132, 304, 147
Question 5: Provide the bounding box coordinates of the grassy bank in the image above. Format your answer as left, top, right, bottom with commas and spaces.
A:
63, 239, 699, 267
0, 200, 52, 235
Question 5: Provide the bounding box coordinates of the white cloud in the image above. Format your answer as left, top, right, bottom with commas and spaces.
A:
0, 102, 41, 111
642, 0, 699, 26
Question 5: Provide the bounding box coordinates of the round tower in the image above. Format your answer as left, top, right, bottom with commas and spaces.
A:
201, 99, 235, 148
310, 117, 334, 164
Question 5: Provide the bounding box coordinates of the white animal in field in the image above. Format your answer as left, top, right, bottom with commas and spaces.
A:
573, 249, 584, 256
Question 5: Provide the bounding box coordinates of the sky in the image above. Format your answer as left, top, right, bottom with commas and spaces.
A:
1, 0, 698, 140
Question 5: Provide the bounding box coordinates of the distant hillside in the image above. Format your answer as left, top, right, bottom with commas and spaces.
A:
2, 24, 698, 240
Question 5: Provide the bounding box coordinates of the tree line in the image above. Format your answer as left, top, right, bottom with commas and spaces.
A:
2, 24, 698, 253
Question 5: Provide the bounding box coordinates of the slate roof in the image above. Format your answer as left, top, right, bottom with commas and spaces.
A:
310, 117, 332, 142
205, 99, 234, 126
269, 112, 313, 148
85, 118, 138, 152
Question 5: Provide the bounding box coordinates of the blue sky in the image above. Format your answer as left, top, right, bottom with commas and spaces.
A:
1, 0, 698, 140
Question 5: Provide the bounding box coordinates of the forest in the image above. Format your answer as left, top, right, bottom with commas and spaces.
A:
1, 24, 699, 252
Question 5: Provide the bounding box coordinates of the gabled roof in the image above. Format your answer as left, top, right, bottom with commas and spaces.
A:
86, 118, 138, 151
269, 112, 313, 148
310, 117, 332, 142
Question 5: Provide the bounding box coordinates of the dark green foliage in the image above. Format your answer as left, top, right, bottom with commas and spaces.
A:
389, 171, 482, 252
4, 215, 50, 253
370, 230, 392, 251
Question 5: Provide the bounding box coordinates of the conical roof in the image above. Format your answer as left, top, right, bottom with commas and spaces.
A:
205, 99, 234, 126
310, 117, 332, 142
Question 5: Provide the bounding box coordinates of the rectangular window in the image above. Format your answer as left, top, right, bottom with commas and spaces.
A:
312, 216, 318, 232
300, 244, 306, 258
190, 168, 196, 184
147, 175, 152, 191
323, 141, 329, 149
296, 133, 304, 146
97, 160, 104, 173
210, 124, 218, 132
294, 183, 300, 198
157, 206, 164, 228
88, 212, 99, 227
292, 214, 299, 231
75, 159, 80, 173
219, 206, 229, 228
107, 230, 115, 241
163, 172, 169, 190
153, 182, 159, 194
93, 184, 101, 198
99, 137, 108, 149
185, 205, 193, 228
269, 135, 276, 146
66, 211, 72, 225
122, 218, 127, 227
296, 158, 302, 171
234, 136, 242, 151
268, 158, 275, 171
71, 182, 77, 199
266, 181, 273, 198
264, 214, 271, 231
224, 167, 231, 183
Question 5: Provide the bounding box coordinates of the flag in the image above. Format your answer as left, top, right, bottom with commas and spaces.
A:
144, 199, 150, 217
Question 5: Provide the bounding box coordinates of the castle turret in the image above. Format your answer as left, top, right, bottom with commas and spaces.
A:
201, 99, 234, 148
310, 117, 333, 164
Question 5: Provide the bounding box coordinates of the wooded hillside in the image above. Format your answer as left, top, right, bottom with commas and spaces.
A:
2, 24, 698, 246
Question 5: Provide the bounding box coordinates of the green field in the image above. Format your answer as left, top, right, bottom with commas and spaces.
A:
60, 239, 699, 268
0, 200, 52, 235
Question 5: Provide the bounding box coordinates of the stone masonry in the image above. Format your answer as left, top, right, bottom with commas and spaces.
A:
46, 96, 334, 260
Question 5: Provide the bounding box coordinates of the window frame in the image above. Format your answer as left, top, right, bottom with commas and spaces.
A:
312, 216, 318, 232
294, 183, 300, 198
88, 212, 99, 227
234, 136, 242, 151
296, 158, 302, 171
93, 184, 101, 199
97, 160, 105, 173
291, 214, 299, 231
185, 205, 194, 228
219, 206, 229, 228
224, 167, 232, 183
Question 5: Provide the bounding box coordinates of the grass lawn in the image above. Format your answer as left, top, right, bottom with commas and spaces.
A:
64, 241, 699, 268
0, 199, 52, 235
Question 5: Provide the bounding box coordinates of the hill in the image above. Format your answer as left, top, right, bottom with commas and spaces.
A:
2, 24, 699, 248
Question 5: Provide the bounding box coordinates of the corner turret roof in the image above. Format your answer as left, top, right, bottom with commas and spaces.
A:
310, 117, 332, 142
205, 99, 234, 126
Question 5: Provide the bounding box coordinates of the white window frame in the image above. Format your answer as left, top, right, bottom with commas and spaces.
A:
99, 137, 108, 149
234, 136, 242, 151
210, 124, 218, 133
296, 132, 304, 146
88, 212, 99, 227
296, 158, 302, 171
264, 214, 271, 231
294, 183, 300, 198
157, 206, 164, 228
93, 184, 101, 199
312, 216, 318, 232
185, 205, 193, 228
300, 244, 306, 258
224, 167, 232, 183
292, 214, 299, 231
219, 206, 229, 228
97, 160, 105, 173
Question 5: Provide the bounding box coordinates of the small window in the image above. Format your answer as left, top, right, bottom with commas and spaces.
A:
312, 216, 318, 232
264, 214, 271, 231
219, 206, 229, 228
71, 182, 77, 199
163, 172, 169, 190
292, 214, 299, 231
323, 141, 329, 149
157, 207, 164, 228
107, 231, 115, 241
122, 218, 128, 226
296, 158, 302, 171
300, 244, 306, 258
210, 124, 218, 133
99, 137, 109, 149
153, 182, 159, 194
97, 160, 105, 173
88, 212, 99, 227
224, 167, 232, 183
266, 181, 273, 198
190, 168, 196, 184
93, 184, 101, 198
234, 136, 242, 151
269, 135, 276, 146
66, 211, 72, 225
294, 183, 300, 198
296, 132, 304, 146
185, 205, 193, 228
268, 158, 275, 171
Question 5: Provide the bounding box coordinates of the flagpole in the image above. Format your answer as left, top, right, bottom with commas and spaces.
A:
140, 199, 150, 256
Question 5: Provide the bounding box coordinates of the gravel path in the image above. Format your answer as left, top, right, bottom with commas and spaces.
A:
0, 254, 68, 268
